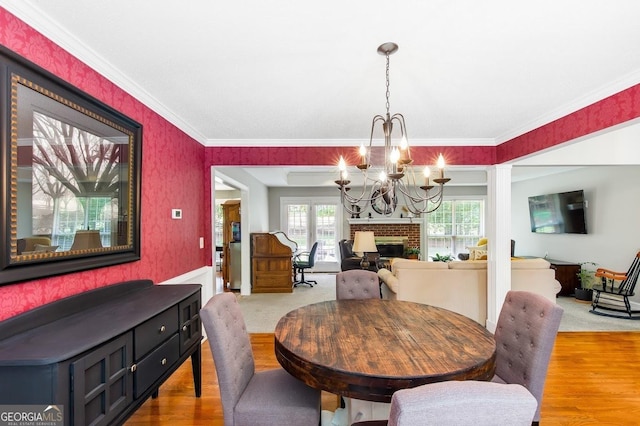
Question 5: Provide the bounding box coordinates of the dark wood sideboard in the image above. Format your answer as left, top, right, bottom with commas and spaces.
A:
547, 259, 581, 296
0, 280, 202, 426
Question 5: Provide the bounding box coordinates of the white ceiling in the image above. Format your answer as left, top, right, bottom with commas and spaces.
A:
3, 0, 640, 187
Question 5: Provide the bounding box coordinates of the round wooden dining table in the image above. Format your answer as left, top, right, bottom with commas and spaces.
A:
274, 299, 496, 403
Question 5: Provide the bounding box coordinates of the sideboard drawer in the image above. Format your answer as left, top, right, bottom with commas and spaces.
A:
134, 333, 180, 397
134, 306, 179, 358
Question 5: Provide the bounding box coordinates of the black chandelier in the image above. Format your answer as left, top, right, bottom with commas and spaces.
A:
336, 42, 450, 216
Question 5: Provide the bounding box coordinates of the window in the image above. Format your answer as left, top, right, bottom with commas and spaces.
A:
281, 197, 342, 270
30, 111, 125, 250
426, 199, 485, 258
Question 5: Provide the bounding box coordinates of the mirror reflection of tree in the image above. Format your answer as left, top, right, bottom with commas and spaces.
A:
31, 111, 123, 250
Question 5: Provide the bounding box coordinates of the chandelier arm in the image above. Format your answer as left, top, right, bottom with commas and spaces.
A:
340, 181, 384, 205
393, 179, 447, 215
401, 192, 446, 215
398, 177, 445, 200
390, 113, 407, 133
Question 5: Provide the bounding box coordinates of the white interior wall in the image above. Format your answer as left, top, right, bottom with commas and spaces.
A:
511, 165, 640, 302
213, 167, 269, 295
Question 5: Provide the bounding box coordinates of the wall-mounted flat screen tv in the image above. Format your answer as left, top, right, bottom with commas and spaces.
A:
528, 189, 587, 234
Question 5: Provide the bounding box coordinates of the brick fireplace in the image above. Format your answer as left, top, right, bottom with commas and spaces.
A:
349, 221, 421, 257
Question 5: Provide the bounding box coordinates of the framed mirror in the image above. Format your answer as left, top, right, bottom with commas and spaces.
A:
1, 46, 142, 285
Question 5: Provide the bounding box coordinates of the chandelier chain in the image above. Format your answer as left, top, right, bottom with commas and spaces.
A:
385, 53, 391, 115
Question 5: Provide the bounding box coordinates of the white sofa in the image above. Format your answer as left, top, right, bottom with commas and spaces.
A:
377, 258, 561, 324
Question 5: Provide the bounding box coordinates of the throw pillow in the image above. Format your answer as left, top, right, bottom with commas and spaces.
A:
474, 249, 488, 260
467, 244, 487, 260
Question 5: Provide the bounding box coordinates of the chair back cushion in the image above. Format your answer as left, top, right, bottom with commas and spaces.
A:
307, 241, 319, 267
388, 381, 536, 426
200, 293, 255, 426
21, 236, 52, 253
336, 270, 381, 299
339, 239, 355, 260
493, 290, 563, 421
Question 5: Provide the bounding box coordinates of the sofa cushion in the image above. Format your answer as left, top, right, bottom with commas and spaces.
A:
448, 260, 488, 270
34, 244, 59, 252
393, 260, 449, 270
511, 258, 550, 269
377, 268, 399, 293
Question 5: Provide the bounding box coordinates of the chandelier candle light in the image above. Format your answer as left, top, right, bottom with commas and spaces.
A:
336, 42, 450, 216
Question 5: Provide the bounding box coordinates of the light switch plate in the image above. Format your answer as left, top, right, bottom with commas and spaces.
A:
171, 209, 182, 219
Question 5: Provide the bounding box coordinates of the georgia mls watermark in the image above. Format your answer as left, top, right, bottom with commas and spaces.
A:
0, 405, 63, 426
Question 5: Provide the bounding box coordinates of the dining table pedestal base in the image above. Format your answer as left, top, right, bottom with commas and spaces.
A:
323, 399, 390, 426
345, 398, 390, 424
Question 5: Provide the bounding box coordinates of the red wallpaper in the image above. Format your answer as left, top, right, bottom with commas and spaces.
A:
497, 84, 640, 162
0, 9, 208, 320
1, 7, 638, 321
205, 145, 495, 166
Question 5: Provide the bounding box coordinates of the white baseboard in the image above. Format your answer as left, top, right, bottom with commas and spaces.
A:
160, 266, 215, 309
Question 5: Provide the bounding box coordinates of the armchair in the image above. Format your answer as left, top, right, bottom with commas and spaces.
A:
339, 239, 379, 272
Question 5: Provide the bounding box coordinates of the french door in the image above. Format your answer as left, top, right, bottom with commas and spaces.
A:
280, 197, 342, 272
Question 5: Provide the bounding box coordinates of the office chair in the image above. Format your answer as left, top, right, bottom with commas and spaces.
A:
293, 242, 318, 287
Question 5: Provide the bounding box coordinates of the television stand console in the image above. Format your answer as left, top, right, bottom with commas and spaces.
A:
0, 280, 202, 426
546, 259, 581, 296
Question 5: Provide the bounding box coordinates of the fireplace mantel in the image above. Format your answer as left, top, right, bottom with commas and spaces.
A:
348, 218, 421, 225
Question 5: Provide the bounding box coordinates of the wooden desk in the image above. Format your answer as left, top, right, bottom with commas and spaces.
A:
274, 299, 496, 403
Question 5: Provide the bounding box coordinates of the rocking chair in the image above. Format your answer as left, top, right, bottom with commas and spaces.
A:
590, 251, 640, 319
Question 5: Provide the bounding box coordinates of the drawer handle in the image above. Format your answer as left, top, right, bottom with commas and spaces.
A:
159, 325, 166, 333
161, 358, 167, 366
182, 325, 188, 332
130, 364, 137, 373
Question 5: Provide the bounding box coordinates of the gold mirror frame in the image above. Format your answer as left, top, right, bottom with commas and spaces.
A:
1, 46, 142, 285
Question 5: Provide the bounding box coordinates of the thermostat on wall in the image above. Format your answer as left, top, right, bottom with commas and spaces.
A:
172, 209, 182, 219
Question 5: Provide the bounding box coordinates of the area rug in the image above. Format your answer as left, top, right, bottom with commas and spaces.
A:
556, 296, 640, 332
238, 273, 337, 333
237, 273, 640, 333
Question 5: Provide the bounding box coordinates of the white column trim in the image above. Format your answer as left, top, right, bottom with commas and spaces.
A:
486, 165, 512, 331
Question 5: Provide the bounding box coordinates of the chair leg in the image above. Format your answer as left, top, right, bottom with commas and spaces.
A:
293, 267, 317, 287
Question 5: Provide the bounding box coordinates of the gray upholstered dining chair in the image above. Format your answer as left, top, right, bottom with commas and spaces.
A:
351, 380, 537, 426
336, 270, 381, 300
492, 290, 564, 425
200, 292, 321, 426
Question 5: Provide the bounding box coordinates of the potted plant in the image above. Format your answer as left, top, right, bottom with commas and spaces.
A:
430, 253, 453, 262
405, 247, 420, 260
575, 261, 597, 301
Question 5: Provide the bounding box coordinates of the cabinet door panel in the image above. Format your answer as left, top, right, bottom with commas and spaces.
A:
179, 291, 202, 354
71, 333, 133, 426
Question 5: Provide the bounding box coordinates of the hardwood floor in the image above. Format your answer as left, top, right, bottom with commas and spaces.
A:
125, 331, 640, 425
